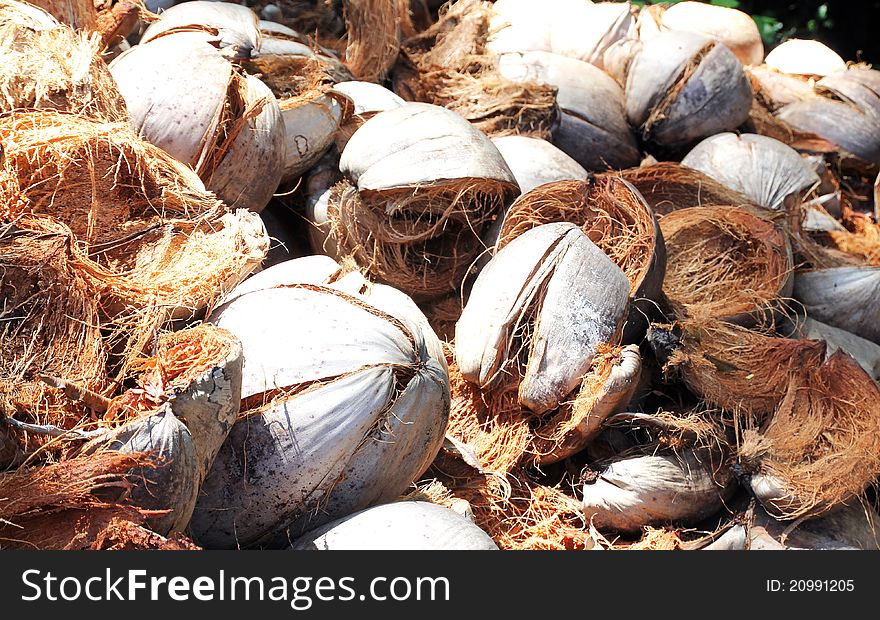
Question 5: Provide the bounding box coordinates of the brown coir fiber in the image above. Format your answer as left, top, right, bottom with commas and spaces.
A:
0, 216, 107, 430
666, 318, 827, 419
660, 205, 792, 322
498, 176, 658, 296
343, 0, 400, 82
619, 162, 756, 217
738, 351, 880, 520
394, 0, 557, 139
0, 15, 126, 121
327, 178, 506, 300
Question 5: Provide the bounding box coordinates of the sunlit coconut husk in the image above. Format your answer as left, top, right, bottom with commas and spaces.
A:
109, 31, 286, 213
322, 102, 518, 301
0, 449, 154, 549
343, 0, 400, 82
139, 0, 260, 58
657, 2, 763, 67
680, 133, 820, 212
764, 39, 846, 77
490, 135, 588, 197
819, 206, 880, 265
659, 318, 827, 419
0, 217, 108, 434
496, 49, 639, 170
793, 265, 880, 344
581, 446, 736, 534
94, 0, 142, 49
393, 0, 559, 140
619, 162, 756, 217
331, 80, 404, 152
26, 0, 96, 30
601, 37, 640, 86
0, 3, 126, 120
496, 175, 665, 341
625, 30, 753, 149
486, 0, 637, 70
659, 206, 793, 324
0, 110, 268, 374
738, 351, 880, 520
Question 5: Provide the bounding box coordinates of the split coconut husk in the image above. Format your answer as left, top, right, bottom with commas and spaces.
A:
393, 0, 559, 140
109, 30, 286, 213
793, 265, 880, 344
342, 0, 400, 82
330, 80, 404, 152
738, 351, 880, 520
618, 162, 756, 217
625, 30, 753, 149
291, 500, 498, 550
655, 319, 827, 419
0, 216, 108, 433
659, 206, 793, 324
0, 1, 126, 121
747, 65, 817, 113
190, 257, 450, 548
496, 176, 665, 342
456, 222, 630, 415
652, 2, 763, 67
496, 49, 639, 170
680, 133, 820, 211
764, 39, 846, 77
319, 102, 518, 301
783, 315, 880, 380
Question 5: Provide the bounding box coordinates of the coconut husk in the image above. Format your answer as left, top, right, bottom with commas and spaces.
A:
738, 351, 880, 520
619, 162, 756, 217
394, 0, 558, 139
662, 318, 827, 419
0, 217, 108, 434
420, 294, 463, 343
821, 206, 880, 265
26, 0, 96, 30
0, 11, 126, 120
343, 0, 400, 81
94, 0, 141, 49
660, 206, 793, 324
91, 517, 202, 550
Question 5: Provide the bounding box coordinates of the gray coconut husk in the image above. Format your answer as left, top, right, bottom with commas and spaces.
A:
625, 30, 753, 148
793, 266, 880, 344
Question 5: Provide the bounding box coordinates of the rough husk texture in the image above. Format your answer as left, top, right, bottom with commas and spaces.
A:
343, 0, 400, 82
0, 15, 126, 121
666, 318, 827, 419
394, 0, 558, 139
739, 351, 880, 520
659, 206, 792, 322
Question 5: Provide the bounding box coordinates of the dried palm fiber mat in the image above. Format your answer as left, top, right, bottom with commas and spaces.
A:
189, 256, 450, 548
0, 110, 268, 377
619, 162, 757, 217
738, 351, 880, 521
109, 8, 285, 213
0, 0, 126, 121
392, 0, 558, 140
651, 318, 827, 420
314, 102, 518, 301
496, 175, 665, 341
659, 205, 793, 325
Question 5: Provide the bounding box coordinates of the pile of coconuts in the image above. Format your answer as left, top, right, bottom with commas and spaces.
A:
2, 0, 880, 552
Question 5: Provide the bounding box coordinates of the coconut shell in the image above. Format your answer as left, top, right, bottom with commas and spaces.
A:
626, 30, 753, 148
659, 1, 763, 66
581, 449, 736, 534
140, 0, 260, 58
497, 50, 639, 170
291, 501, 498, 550
681, 133, 820, 211
190, 264, 449, 548
777, 99, 880, 167
764, 39, 846, 77
455, 222, 630, 414
793, 266, 880, 344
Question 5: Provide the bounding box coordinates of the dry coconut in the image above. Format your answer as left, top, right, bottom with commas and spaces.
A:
783, 315, 880, 380
490, 136, 588, 197
625, 30, 753, 149
655, 2, 763, 66
189, 257, 450, 548
456, 222, 630, 415
659, 205, 793, 324
656, 318, 827, 419
738, 351, 880, 520
331, 80, 405, 152
619, 162, 756, 217
393, 0, 559, 140
793, 265, 880, 344
109, 30, 285, 213
25, 0, 96, 31
764, 39, 846, 77
0, 0, 126, 120
316, 102, 518, 301
343, 0, 400, 82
